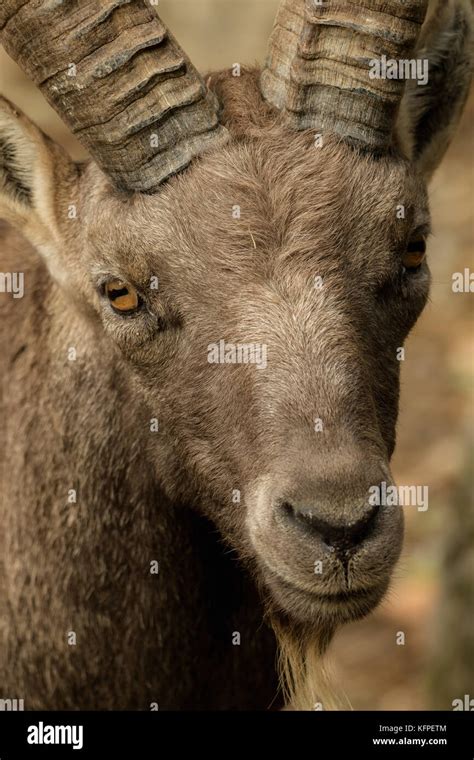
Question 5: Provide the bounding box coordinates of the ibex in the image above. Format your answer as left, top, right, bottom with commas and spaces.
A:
0, 0, 472, 711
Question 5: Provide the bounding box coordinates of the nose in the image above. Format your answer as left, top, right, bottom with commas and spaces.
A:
281, 500, 380, 557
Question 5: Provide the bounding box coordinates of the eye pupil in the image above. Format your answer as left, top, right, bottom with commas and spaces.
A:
105, 279, 140, 313
403, 239, 426, 271
407, 239, 426, 254
108, 285, 129, 301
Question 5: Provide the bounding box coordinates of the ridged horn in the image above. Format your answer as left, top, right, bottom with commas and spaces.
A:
0, 0, 229, 193
261, 0, 429, 150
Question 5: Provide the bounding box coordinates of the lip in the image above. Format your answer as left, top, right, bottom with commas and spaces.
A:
275, 572, 381, 605
309, 586, 381, 604
265, 568, 387, 624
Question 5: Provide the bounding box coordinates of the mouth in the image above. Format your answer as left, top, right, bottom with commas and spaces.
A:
265, 569, 388, 625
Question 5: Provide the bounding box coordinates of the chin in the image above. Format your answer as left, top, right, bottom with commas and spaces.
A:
265, 569, 390, 628
261, 572, 392, 711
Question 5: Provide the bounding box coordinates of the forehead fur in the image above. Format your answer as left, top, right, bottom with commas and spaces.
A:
80, 69, 429, 294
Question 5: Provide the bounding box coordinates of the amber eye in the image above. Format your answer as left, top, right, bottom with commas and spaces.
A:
403, 239, 426, 271
104, 279, 140, 313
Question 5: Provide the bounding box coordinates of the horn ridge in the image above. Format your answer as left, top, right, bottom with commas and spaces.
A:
0, 0, 228, 192
261, 0, 429, 150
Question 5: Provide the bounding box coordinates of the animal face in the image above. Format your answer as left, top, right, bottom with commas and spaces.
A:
50, 101, 428, 629
0, 0, 471, 661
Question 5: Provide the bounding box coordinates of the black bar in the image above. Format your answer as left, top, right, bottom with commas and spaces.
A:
0, 710, 472, 758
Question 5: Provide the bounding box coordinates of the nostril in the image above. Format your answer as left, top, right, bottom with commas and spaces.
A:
280, 501, 380, 555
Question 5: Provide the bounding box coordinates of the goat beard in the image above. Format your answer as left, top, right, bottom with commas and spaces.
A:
269, 612, 349, 711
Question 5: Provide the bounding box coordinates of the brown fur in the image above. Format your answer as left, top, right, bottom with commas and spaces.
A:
397, 0, 474, 179
0, 43, 470, 710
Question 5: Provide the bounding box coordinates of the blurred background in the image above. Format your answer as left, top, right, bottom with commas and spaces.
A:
0, 0, 472, 710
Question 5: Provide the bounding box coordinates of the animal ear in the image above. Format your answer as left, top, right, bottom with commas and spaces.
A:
0, 96, 77, 245
397, 0, 473, 181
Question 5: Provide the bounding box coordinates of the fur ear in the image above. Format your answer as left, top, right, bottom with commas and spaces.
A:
0, 96, 77, 243
0, 98, 39, 220
397, 0, 473, 180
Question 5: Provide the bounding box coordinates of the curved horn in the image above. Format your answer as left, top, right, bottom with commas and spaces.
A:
261, 0, 429, 150
0, 1, 228, 193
